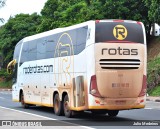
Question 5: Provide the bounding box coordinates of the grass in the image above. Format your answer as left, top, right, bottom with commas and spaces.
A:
147, 57, 160, 83
0, 80, 12, 88
148, 85, 160, 96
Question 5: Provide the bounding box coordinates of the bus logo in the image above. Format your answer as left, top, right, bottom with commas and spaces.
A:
113, 25, 127, 40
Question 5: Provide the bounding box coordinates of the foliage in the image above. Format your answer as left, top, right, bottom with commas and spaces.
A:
38, 0, 108, 32
38, 0, 155, 37
0, 79, 12, 88
0, 0, 6, 23
0, 13, 41, 67
144, 0, 160, 24
147, 57, 160, 91
148, 85, 160, 96
0, 68, 12, 81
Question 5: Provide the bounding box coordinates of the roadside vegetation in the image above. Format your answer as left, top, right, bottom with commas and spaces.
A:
0, 0, 160, 95
147, 37, 160, 96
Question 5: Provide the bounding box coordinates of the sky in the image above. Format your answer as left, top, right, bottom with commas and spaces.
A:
0, 0, 47, 24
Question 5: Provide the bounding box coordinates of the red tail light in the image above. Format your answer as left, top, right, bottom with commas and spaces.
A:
113, 19, 124, 22
95, 20, 100, 23
138, 75, 147, 97
90, 75, 101, 97
137, 21, 142, 25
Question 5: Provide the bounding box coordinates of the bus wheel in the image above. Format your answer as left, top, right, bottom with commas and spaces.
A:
91, 110, 107, 115
63, 94, 74, 118
20, 92, 29, 109
108, 110, 119, 117
53, 94, 63, 116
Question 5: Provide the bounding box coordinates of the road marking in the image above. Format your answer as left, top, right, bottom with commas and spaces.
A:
0, 106, 94, 129
0, 92, 12, 95
145, 108, 160, 110
144, 108, 152, 109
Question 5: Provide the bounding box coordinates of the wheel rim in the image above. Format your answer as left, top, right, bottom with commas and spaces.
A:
64, 101, 69, 114
54, 97, 59, 113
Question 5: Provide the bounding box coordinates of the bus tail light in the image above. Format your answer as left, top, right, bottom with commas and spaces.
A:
138, 75, 147, 97
90, 75, 101, 97
95, 20, 100, 23
113, 19, 124, 22
137, 21, 142, 25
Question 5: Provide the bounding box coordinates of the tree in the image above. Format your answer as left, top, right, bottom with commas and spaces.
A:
0, 0, 6, 23
0, 13, 42, 67
39, 0, 152, 38
38, 0, 105, 32
144, 0, 160, 36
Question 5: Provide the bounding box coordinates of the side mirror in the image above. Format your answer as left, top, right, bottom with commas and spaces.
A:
7, 59, 16, 74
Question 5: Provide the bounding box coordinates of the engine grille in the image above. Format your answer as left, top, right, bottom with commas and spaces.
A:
99, 59, 140, 69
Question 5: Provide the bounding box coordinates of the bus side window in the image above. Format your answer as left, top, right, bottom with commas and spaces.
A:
45, 36, 57, 59
20, 42, 28, 66
37, 39, 46, 60
28, 40, 37, 61
76, 26, 88, 54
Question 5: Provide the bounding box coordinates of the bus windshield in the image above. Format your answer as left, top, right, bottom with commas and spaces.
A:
95, 21, 144, 44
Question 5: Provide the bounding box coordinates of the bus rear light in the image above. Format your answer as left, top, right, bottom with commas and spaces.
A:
90, 75, 102, 97
140, 99, 144, 103
137, 21, 142, 25
138, 75, 147, 97
113, 19, 124, 22
95, 20, 100, 23
95, 100, 100, 104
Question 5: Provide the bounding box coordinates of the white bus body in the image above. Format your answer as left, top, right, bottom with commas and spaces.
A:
9, 20, 147, 117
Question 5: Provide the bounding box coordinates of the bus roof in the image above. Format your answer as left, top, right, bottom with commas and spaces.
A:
22, 19, 143, 43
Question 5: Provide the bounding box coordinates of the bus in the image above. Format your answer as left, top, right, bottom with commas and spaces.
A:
7, 20, 147, 118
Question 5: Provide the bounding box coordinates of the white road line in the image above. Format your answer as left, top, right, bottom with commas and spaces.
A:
144, 108, 152, 109
0, 92, 12, 95
0, 106, 94, 129
145, 108, 160, 110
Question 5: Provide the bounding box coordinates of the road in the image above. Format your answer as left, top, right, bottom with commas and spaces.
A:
0, 91, 160, 129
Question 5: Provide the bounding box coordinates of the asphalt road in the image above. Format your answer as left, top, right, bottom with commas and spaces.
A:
0, 91, 160, 129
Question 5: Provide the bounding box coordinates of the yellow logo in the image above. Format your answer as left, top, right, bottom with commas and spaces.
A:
113, 25, 127, 40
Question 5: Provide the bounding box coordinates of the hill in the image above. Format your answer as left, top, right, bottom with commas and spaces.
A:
147, 36, 160, 96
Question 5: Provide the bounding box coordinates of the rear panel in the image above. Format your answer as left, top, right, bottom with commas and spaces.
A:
89, 20, 146, 109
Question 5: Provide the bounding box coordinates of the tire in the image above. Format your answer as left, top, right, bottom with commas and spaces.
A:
20, 92, 29, 109
53, 94, 63, 116
91, 110, 107, 115
63, 94, 74, 118
108, 110, 119, 117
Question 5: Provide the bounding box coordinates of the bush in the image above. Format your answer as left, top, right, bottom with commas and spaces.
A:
0, 69, 12, 81
147, 57, 160, 92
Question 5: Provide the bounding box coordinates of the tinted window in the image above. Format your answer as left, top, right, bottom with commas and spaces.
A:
13, 41, 22, 61
19, 25, 88, 64
45, 38, 56, 59
28, 41, 37, 61
37, 39, 46, 60
13, 40, 22, 83
95, 22, 144, 44
76, 26, 88, 54
20, 42, 28, 65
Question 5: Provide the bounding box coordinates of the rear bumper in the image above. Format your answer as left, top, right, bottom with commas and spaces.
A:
88, 96, 146, 110
88, 104, 145, 110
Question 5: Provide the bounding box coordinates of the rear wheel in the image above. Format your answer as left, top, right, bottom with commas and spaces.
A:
20, 92, 29, 109
63, 94, 74, 118
53, 94, 63, 116
108, 110, 119, 117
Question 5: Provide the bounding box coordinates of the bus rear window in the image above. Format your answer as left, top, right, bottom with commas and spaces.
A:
95, 22, 144, 44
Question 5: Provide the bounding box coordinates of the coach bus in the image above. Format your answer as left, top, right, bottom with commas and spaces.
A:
7, 20, 147, 117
